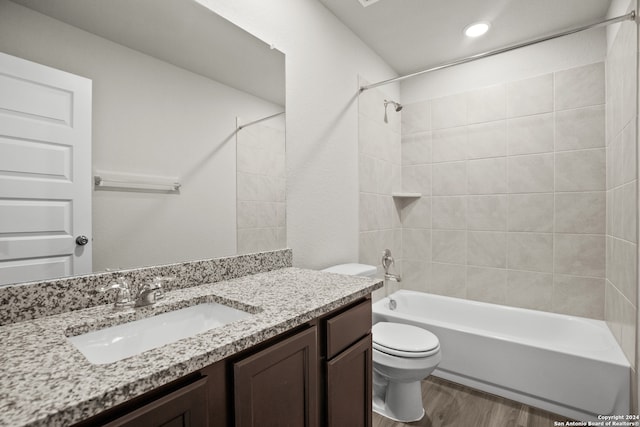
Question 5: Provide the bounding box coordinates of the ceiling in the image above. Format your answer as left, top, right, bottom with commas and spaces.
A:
10, 0, 285, 106
318, 0, 613, 75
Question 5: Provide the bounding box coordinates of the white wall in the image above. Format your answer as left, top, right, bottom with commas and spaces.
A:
0, 0, 283, 271
196, 0, 398, 269
401, 30, 607, 103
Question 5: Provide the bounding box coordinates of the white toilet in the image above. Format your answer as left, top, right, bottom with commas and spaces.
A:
322, 263, 441, 422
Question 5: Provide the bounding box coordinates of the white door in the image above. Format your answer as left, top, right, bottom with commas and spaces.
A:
0, 52, 92, 286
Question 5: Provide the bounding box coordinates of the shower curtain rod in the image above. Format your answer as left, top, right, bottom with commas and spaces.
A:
360, 10, 636, 93
237, 111, 285, 130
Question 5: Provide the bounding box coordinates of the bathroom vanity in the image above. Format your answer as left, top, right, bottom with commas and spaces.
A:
74, 298, 373, 427
0, 253, 382, 427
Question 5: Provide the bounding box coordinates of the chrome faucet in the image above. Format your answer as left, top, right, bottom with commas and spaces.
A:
99, 277, 133, 309
381, 249, 401, 282
100, 276, 173, 309
133, 277, 172, 307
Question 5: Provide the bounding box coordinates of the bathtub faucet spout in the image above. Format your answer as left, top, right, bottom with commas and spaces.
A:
385, 273, 402, 282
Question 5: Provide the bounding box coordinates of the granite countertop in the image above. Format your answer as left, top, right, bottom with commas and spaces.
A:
0, 267, 382, 427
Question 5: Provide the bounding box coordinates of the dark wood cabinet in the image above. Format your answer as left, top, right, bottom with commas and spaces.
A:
326, 335, 372, 427
72, 297, 372, 427
322, 299, 372, 427
234, 326, 318, 427
103, 377, 208, 427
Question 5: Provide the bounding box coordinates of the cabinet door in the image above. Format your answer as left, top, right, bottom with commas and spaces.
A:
103, 377, 208, 427
234, 327, 318, 427
326, 335, 372, 427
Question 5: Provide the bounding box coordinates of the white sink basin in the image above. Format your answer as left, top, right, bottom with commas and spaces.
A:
68, 302, 252, 365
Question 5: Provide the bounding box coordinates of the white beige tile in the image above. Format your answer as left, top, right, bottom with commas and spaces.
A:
400, 197, 432, 229
402, 164, 432, 194
607, 236, 637, 304
467, 231, 506, 268
432, 230, 466, 264
621, 120, 637, 185
507, 193, 553, 232
238, 227, 280, 253
467, 121, 507, 159
402, 132, 431, 165
359, 193, 377, 232
554, 234, 605, 277
555, 105, 605, 151
506, 270, 553, 311
429, 262, 467, 298
620, 181, 637, 243
432, 127, 467, 163
359, 231, 381, 266
507, 113, 554, 156
607, 133, 623, 190
401, 260, 431, 292
237, 201, 257, 229
554, 192, 605, 234
431, 93, 467, 129
467, 84, 506, 124
378, 159, 395, 194
468, 157, 507, 194
359, 115, 386, 157
555, 149, 605, 192
552, 275, 604, 319
620, 293, 636, 365
507, 153, 554, 193
555, 62, 605, 110
553, 274, 605, 320
359, 154, 377, 193
401, 101, 431, 135
432, 196, 466, 229
402, 228, 431, 261
467, 195, 507, 231
432, 161, 466, 196
605, 280, 623, 343
506, 74, 553, 118
466, 266, 507, 304
507, 233, 553, 272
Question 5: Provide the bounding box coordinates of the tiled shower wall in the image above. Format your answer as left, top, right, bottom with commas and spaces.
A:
358, 77, 402, 298
236, 121, 287, 254
398, 62, 610, 319
605, 13, 638, 369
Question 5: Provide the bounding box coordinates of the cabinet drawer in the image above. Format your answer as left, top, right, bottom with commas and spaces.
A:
326, 299, 371, 359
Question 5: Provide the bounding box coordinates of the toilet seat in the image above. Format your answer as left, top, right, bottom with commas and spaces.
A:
373, 322, 440, 358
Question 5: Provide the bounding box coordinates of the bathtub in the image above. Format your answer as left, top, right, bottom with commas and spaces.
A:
372, 290, 630, 421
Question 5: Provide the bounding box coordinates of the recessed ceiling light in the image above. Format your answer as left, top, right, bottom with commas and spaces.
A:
464, 22, 490, 38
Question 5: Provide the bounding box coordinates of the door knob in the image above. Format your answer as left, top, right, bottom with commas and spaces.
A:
75, 235, 89, 246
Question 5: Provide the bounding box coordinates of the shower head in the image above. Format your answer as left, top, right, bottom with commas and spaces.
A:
383, 99, 403, 123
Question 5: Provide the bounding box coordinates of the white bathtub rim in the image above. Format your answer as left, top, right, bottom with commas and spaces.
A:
374, 290, 630, 368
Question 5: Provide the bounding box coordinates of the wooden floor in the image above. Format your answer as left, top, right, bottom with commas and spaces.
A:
372, 377, 564, 427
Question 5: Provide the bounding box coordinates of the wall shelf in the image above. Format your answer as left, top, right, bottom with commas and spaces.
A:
391, 192, 421, 199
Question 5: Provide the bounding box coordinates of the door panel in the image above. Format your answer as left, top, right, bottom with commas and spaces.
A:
0, 52, 92, 285
234, 327, 318, 427
327, 334, 373, 427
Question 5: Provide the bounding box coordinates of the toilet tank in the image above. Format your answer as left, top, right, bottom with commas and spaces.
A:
322, 263, 378, 277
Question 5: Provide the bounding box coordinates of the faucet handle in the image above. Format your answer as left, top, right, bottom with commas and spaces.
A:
381, 248, 395, 272
99, 277, 133, 309
149, 276, 174, 300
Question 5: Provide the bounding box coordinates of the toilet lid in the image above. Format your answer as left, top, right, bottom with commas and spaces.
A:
372, 322, 439, 357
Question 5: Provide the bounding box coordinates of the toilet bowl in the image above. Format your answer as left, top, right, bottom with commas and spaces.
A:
321, 263, 442, 423
372, 322, 441, 422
